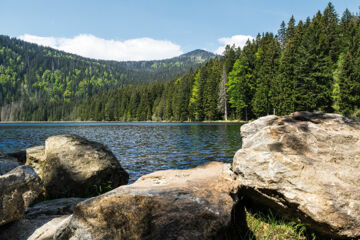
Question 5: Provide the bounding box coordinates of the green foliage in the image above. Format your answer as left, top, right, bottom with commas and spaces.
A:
93, 181, 115, 196
252, 33, 281, 117
227, 56, 254, 120
245, 209, 317, 240
3, 3, 360, 121
338, 51, 360, 116
332, 53, 344, 112
0, 37, 214, 120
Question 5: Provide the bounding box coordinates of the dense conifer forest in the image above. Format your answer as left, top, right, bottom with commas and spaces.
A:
2, 3, 360, 121
0, 36, 214, 120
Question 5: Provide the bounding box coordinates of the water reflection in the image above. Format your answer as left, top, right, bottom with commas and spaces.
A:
0, 122, 242, 182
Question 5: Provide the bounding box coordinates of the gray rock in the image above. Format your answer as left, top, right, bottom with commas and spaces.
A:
233, 112, 360, 239
0, 198, 84, 240
26, 197, 85, 218
26, 134, 129, 199
54, 162, 242, 240
0, 166, 43, 226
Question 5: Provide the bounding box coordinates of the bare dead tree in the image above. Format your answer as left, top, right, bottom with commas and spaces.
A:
217, 66, 228, 120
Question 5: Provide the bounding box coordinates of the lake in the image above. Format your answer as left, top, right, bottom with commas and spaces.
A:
0, 122, 242, 182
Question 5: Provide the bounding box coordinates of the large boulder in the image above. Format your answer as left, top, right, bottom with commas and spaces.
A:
233, 112, 360, 239
0, 198, 84, 240
0, 166, 43, 226
26, 134, 129, 198
54, 162, 243, 240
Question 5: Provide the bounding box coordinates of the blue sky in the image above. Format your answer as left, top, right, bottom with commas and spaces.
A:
1, 0, 359, 60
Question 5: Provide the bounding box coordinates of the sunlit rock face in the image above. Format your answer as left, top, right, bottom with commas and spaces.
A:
26, 134, 129, 198
0, 166, 42, 226
233, 112, 360, 239
54, 162, 243, 240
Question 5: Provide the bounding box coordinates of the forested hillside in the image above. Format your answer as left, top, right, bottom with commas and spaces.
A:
4, 3, 360, 121
0, 36, 214, 120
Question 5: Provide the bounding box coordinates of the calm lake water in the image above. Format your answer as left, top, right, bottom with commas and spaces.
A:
0, 122, 242, 182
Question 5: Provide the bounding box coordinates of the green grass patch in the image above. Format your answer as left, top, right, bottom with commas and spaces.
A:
245, 209, 317, 240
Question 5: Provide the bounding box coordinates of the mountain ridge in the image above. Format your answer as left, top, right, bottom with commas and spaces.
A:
98, 49, 217, 72
0, 34, 216, 108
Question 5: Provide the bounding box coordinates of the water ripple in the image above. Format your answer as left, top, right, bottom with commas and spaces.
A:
0, 122, 242, 182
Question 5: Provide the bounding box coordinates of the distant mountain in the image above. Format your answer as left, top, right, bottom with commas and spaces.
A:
178, 49, 217, 61
101, 49, 216, 72
0, 35, 216, 110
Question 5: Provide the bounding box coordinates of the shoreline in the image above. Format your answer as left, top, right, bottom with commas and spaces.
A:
0, 120, 246, 124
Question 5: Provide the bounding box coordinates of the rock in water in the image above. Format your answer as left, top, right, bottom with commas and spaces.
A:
54, 162, 242, 240
0, 166, 43, 226
26, 134, 129, 198
233, 112, 360, 239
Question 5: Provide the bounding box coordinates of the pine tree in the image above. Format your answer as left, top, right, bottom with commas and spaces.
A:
310, 11, 334, 112
338, 51, 360, 116
189, 69, 205, 120
322, 2, 340, 65
292, 20, 318, 112
252, 33, 280, 117
227, 43, 256, 121
277, 21, 287, 51
339, 9, 354, 51
272, 16, 300, 115
203, 60, 220, 120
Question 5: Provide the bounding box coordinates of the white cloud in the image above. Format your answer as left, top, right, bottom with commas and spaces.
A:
18, 34, 184, 61
215, 35, 254, 55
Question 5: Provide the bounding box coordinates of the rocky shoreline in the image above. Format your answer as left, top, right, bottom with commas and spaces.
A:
0, 111, 359, 239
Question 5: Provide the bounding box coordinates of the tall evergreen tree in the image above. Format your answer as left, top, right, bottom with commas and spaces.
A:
277, 21, 287, 51
338, 51, 360, 116
322, 2, 340, 65
227, 43, 256, 120
308, 11, 334, 112
273, 16, 300, 115
252, 33, 281, 117
189, 70, 204, 120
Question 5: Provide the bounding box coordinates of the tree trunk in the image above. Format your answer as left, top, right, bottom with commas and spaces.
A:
224, 101, 228, 121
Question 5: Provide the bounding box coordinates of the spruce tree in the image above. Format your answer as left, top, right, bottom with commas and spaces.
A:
273, 16, 299, 115
338, 51, 360, 116
227, 42, 256, 120
252, 33, 280, 117
277, 21, 287, 51
189, 70, 204, 121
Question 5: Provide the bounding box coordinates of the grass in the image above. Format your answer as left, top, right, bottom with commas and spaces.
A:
244, 209, 317, 240
93, 180, 114, 195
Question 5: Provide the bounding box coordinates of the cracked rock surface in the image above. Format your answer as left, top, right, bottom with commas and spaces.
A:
233, 112, 360, 239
